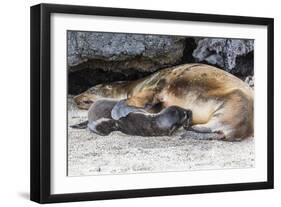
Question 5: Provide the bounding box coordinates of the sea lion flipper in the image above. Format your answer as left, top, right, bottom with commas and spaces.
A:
70, 121, 88, 129
111, 100, 143, 120
88, 118, 117, 136
180, 130, 225, 140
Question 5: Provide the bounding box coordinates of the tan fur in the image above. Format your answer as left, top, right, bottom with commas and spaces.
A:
74, 63, 254, 140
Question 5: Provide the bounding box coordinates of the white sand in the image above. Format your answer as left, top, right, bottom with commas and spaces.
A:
67, 96, 255, 177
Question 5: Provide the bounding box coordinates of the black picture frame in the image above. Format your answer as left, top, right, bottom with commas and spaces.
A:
30, 3, 274, 204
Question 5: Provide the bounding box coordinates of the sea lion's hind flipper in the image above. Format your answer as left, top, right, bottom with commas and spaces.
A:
70, 121, 88, 129
88, 119, 117, 136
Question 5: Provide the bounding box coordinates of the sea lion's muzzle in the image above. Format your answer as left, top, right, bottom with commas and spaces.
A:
182, 110, 193, 130
73, 94, 95, 110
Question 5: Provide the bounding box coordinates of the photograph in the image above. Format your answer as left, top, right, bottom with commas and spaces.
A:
67, 31, 255, 176
30, 3, 274, 203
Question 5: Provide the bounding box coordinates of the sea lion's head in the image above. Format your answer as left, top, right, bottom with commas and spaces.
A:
74, 82, 128, 110
158, 106, 192, 130
73, 92, 97, 110
73, 83, 113, 110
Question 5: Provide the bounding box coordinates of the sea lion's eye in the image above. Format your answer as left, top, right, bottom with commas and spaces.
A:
84, 100, 93, 104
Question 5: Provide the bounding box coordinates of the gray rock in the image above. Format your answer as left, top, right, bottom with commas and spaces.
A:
192, 38, 254, 75
68, 32, 186, 72
244, 76, 254, 88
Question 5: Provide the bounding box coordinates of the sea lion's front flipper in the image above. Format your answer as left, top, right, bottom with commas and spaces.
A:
111, 100, 144, 120
70, 121, 89, 129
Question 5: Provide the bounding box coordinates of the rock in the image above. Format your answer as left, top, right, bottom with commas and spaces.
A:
244, 76, 254, 89
67, 32, 186, 73
67, 33, 254, 94
192, 38, 254, 76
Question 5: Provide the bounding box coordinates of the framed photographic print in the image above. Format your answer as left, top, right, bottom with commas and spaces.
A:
30, 3, 274, 203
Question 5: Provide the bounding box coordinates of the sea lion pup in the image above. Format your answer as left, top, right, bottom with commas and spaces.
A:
70, 99, 119, 135
74, 63, 253, 141
71, 99, 192, 136
115, 102, 192, 136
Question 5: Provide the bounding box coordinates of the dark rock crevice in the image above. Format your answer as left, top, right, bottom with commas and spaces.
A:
179, 37, 197, 64
68, 68, 152, 95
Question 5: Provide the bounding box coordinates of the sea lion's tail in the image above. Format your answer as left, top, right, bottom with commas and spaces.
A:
70, 121, 88, 129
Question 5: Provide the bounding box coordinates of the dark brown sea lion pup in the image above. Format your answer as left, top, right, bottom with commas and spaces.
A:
71, 99, 192, 136
74, 63, 254, 141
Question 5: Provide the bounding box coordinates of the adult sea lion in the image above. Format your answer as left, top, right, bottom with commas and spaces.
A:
74, 63, 254, 141
71, 99, 192, 136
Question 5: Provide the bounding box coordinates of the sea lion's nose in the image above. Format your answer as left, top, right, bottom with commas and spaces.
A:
73, 95, 81, 105
182, 110, 192, 130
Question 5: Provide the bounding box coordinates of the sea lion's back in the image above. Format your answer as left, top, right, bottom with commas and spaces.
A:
88, 99, 117, 122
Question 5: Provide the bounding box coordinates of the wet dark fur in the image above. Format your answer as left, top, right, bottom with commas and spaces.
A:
71, 99, 192, 136
115, 106, 192, 136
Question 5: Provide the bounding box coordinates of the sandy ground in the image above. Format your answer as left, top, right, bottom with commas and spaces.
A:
67, 96, 255, 177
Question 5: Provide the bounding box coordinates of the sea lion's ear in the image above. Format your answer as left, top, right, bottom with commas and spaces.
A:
111, 100, 142, 120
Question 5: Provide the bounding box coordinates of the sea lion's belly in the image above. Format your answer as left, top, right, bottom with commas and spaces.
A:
160, 91, 223, 125
185, 99, 222, 124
